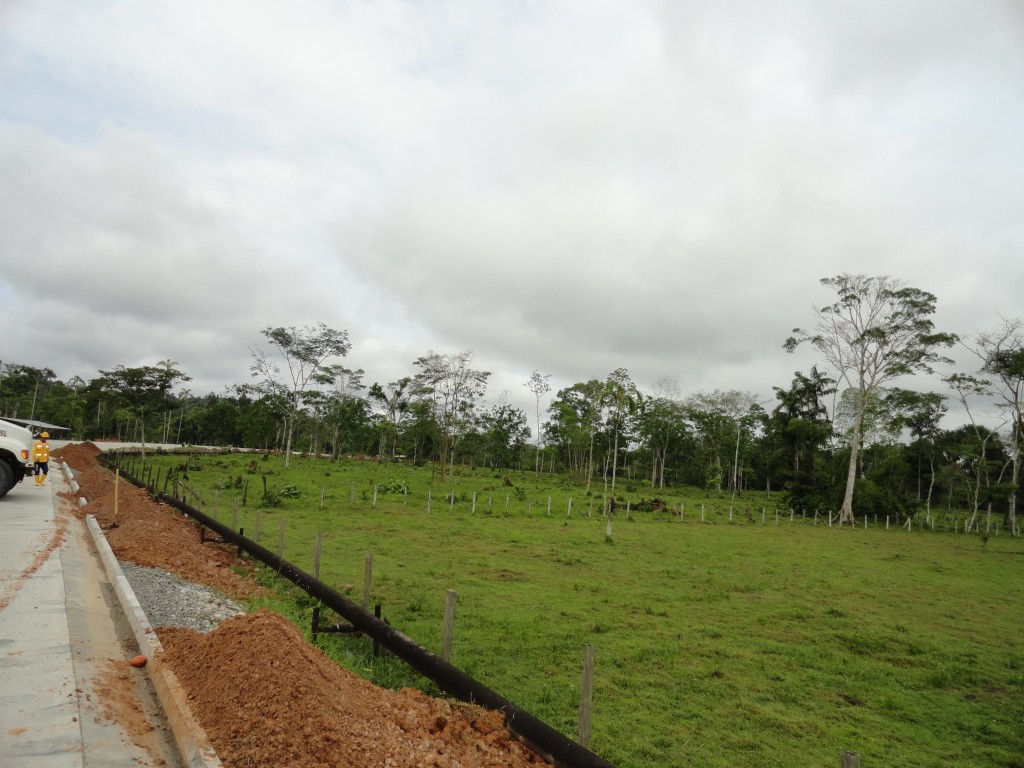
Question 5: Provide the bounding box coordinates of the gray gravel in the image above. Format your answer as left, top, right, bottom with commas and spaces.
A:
120, 561, 245, 633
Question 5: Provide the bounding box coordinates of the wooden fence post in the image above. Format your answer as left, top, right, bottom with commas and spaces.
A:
313, 532, 323, 580
578, 645, 596, 748
442, 589, 457, 662
362, 553, 373, 610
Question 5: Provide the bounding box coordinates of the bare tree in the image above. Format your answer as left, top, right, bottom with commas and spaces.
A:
250, 324, 351, 468
525, 370, 551, 475
786, 274, 956, 523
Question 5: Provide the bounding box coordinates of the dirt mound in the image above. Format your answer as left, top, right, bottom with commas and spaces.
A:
160, 610, 548, 768
51, 440, 102, 469
59, 452, 263, 600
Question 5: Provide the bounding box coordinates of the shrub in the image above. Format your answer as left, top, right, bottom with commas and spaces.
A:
375, 478, 409, 494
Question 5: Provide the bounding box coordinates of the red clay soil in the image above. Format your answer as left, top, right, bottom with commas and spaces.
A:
54, 444, 552, 768
55, 442, 263, 599
161, 610, 549, 768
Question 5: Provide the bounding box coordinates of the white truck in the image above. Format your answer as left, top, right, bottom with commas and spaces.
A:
0, 418, 35, 497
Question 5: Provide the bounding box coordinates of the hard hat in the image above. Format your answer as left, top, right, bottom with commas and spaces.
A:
41, 432, 49, 438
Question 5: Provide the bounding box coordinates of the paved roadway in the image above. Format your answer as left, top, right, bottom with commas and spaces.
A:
0, 463, 182, 767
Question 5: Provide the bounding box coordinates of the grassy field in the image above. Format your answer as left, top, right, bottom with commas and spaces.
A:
139, 451, 1024, 768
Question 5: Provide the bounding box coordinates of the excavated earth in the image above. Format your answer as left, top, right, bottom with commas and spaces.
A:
54, 443, 552, 768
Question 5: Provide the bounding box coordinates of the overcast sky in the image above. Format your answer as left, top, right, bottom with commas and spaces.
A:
2, 1, 1022, 426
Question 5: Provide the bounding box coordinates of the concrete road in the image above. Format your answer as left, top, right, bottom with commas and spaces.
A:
0, 467, 182, 767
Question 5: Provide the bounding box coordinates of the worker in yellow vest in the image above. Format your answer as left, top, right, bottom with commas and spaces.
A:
32, 431, 50, 486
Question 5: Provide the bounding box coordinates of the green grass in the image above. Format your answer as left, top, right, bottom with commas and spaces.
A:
140, 452, 1024, 768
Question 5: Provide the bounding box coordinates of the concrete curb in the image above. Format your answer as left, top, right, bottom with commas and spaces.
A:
83, 513, 223, 768
59, 462, 86, 507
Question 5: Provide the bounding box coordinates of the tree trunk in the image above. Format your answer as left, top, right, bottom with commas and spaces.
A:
283, 406, 294, 468
1009, 450, 1020, 531
610, 428, 619, 494
731, 423, 741, 500
926, 456, 936, 517
585, 430, 595, 493
839, 417, 862, 524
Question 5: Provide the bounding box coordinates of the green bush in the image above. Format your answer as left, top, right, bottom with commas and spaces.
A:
375, 477, 409, 494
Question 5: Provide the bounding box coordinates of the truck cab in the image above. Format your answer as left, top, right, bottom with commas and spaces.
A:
0, 418, 35, 497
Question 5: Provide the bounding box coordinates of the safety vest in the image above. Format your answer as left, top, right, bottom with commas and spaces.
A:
33, 441, 50, 463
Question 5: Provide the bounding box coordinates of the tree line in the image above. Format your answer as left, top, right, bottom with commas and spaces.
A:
1, 275, 1020, 529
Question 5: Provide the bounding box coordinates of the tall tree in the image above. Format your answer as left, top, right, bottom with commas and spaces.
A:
412, 350, 490, 481
969, 317, 1024, 532
944, 373, 1013, 530
97, 363, 191, 458
687, 389, 763, 499
0, 363, 55, 419
639, 377, 685, 489
545, 380, 604, 486
478, 400, 530, 469
65, 375, 86, 437
785, 274, 956, 523
249, 323, 351, 468
313, 365, 366, 460
883, 388, 947, 517
602, 369, 640, 496
524, 370, 551, 475
769, 368, 836, 509
368, 377, 412, 459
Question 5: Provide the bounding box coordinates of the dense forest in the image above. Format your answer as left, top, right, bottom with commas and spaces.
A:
2, 277, 1021, 530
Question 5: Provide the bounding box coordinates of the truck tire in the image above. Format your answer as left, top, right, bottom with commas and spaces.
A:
0, 459, 14, 498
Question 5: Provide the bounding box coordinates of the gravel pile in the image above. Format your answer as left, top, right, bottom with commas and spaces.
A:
120, 561, 245, 633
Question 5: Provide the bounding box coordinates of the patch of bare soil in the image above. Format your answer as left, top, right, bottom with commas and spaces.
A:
161, 611, 548, 768
93, 659, 167, 763
55, 445, 552, 768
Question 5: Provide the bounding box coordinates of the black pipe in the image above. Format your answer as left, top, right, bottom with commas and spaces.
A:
106, 457, 615, 768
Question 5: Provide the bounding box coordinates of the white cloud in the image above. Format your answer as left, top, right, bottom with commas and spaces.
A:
0, 0, 1021, 424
